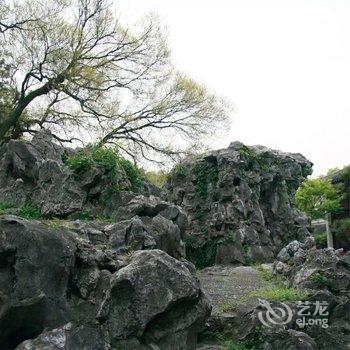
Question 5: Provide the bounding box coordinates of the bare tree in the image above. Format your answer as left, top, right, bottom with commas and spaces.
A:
0, 0, 231, 162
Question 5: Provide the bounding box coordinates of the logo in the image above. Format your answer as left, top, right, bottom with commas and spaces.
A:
258, 299, 293, 328
257, 299, 329, 329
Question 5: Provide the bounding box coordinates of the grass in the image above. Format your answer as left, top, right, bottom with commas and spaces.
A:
219, 265, 308, 313
250, 286, 308, 301
0, 201, 16, 214
202, 326, 266, 350
19, 203, 42, 219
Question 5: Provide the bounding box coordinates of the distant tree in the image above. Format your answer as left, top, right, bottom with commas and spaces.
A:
143, 170, 168, 188
295, 178, 344, 220
0, 0, 231, 163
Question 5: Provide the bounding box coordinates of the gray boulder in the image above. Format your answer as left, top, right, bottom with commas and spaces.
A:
0, 216, 210, 350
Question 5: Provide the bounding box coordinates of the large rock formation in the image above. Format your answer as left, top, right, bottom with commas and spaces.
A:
0, 131, 211, 349
0, 216, 211, 349
165, 141, 313, 267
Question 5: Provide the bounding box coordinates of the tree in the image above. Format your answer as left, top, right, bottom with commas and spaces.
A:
295, 178, 344, 220
0, 0, 231, 163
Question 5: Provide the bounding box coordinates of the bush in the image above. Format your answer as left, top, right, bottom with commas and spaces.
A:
65, 145, 142, 191
314, 232, 327, 248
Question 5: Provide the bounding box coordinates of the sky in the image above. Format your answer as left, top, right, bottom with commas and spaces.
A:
117, 0, 350, 176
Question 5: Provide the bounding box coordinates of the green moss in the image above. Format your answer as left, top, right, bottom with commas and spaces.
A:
186, 230, 218, 269
193, 160, 219, 198
19, 203, 42, 219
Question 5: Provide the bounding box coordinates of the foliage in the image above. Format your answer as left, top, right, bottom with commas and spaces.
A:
202, 326, 265, 350
310, 271, 327, 285
65, 146, 142, 191
333, 218, 350, 249
314, 232, 327, 248
295, 178, 344, 219
168, 164, 189, 180
0, 201, 16, 214
193, 160, 219, 198
185, 231, 218, 269
19, 203, 42, 219
143, 170, 168, 188
0, 0, 231, 163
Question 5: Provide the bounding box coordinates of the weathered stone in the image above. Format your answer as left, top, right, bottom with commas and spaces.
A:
0, 216, 209, 350
165, 142, 312, 267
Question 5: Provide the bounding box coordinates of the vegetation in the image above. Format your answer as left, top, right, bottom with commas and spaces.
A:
314, 232, 327, 248
201, 326, 266, 350
333, 218, 350, 249
193, 160, 219, 198
143, 170, 168, 188
19, 203, 42, 219
65, 145, 142, 191
250, 286, 308, 301
310, 271, 327, 285
295, 178, 344, 219
0, 201, 42, 219
0, 0, 230, 163
185, 231, 218, 269
168, 164, 190, 180
0, 201, 16, 214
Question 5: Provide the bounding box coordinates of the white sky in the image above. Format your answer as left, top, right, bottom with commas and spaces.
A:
117, 0, 350, 176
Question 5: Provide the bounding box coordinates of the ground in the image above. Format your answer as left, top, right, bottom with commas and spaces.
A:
196, 264, 273, 349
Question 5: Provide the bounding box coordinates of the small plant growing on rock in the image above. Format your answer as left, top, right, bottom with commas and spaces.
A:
250, 286, 308, 301
0, 201, 16, 214
19, 203, 42, 220
314, 232, 327, 248
64, 145, 142, 191
310, 271, 327, 285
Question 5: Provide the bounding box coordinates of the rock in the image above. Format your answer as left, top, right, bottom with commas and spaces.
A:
165, 142, 312, 268
0, 216, 210, 350
261, 329, 318, 350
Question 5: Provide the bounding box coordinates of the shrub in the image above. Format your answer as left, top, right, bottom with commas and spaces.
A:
65, 145, 142, 191
314, 232, 327, 248
19, 203, 42, 219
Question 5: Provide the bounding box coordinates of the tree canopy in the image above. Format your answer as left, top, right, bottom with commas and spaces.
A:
0, 0, 231, 163
295, 178, 344, 220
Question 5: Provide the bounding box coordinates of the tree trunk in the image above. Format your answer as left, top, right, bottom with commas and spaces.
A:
0, 75, 64, 143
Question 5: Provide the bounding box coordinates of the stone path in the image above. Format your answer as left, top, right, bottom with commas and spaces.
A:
196, 264, 273, 349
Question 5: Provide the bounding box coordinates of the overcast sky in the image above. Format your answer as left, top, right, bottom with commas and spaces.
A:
118, 0, 350, 176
